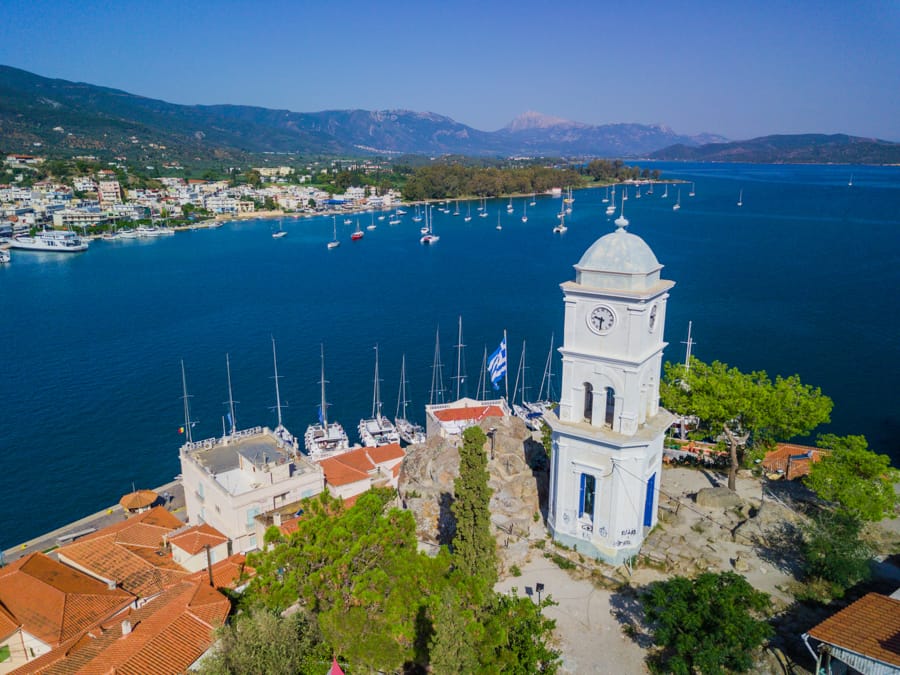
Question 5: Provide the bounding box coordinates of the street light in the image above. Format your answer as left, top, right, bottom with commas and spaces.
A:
488, 427, 497, 460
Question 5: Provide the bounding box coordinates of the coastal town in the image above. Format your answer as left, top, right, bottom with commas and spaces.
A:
3, 197, 898, 673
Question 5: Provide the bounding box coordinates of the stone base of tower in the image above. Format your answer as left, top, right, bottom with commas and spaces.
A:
547, 524, 646, 566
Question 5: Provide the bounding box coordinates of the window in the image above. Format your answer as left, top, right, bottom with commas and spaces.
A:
579, 473, 596, 519
246, 505, 261, 530
604, 387, 616, 427
583, 383, 593, 423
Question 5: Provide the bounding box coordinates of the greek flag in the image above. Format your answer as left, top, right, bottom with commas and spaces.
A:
487, 336, 507, 390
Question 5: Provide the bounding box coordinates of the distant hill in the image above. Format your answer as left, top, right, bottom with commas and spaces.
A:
0, 65, 726, 161
650, 134, 900, 164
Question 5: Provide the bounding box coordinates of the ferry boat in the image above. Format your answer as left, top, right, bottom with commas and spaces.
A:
11, 229, 88, 252
305, 345, 350, 458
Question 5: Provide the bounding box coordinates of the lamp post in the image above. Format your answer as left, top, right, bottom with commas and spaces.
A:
488, 427, 497, 460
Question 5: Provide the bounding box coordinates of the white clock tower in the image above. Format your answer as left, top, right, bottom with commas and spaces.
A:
545, 217, 675, 564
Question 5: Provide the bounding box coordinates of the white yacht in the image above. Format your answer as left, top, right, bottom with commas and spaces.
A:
394, 354, 426, 445
11, 229, 88, 252
358, 345, 401, 447
0, 249, 10, 263
304, 345, 350, 457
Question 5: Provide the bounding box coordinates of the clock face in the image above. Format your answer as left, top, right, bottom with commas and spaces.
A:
649, 304, 658, 332
588, 305, 616, 334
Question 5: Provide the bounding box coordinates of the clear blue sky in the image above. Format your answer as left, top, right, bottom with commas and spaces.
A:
1, 0, 898, 141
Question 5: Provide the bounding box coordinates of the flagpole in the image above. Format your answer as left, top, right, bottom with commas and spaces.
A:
503, 329, 509, 403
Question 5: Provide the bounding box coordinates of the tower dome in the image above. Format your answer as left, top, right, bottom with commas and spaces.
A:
574, 225, 662, 292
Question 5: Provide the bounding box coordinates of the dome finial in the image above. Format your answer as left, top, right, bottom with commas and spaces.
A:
614, 188, 629, 229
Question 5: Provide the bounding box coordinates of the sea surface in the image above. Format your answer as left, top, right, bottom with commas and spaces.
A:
2, 162, 899, 548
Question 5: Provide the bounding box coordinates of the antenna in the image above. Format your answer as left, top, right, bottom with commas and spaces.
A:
180, 360, 194, 444
682, 321, 696, 371
224, 353, 238, 436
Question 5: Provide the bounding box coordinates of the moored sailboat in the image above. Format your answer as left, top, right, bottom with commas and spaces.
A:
304, 344, 350, 457
394, 354, 426, 445
358, 344, 401, 447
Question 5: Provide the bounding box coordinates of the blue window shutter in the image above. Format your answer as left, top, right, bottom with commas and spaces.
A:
643, 473, 656, 527
579, 473, 587, 517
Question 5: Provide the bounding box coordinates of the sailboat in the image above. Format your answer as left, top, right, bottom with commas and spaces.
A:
453, 200, 460, 217
367, 212, 376, 230
688, 182, 696, 197
358, 345, 401, 447
602, 186, 610, 204
477, 197, 484, 211
737, 189, 743, 207
388, 209, 401, 225
464, 201, 472, 222
605, 186, 616, 216
327, 216, 340, 249
529, 193, 536, 207
304, 344, 349, 457
511, 341, 542, 430
451, 316, 467, 401
394, 355, 426, 445
429, 327, 447, 405
661, 183, 669, 199
343, 217, 353, 225
533, 333, 557, 416
420, 204, 439, 244
270, 337, 297, 448
672, 189, 681, 211
635, 185, 642, 199
552, 206, 567, 233
496, 210, 503, 231
521, 202, 528, 223
180, 360, 195, 446
848, 173, 854, 187
272, 219, 287, 238
412, 205, 423, 223
223, 353, 239, 439
506, 196, 514, 213
351, 218, 364, 240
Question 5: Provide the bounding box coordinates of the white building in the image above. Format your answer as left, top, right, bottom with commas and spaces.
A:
545, 220, 675, 564
180, 426, 324, 553
97, 180, 122, 205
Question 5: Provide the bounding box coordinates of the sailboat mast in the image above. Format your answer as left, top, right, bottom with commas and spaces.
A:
453, 315, 465, 401
476, 346, 487, 401
372, 344, 382, 420
271, 336, 284, 429
683, 321, 695, 371
538, 333, 555, 402
396, 354, 408, 420
181, 359, 193, 444
430, 327, 445, 405
319, 344, 329, 429
225, 353, 237, 436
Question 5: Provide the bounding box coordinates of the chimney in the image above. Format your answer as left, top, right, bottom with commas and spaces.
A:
205, 545, 214, 587
273, 511, 282, 527
106, 579, 116, 591
121, 619, 132, 636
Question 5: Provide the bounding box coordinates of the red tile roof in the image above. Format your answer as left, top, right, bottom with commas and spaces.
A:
366, 443, 404, 464
0, 553, 133, 647
762, 443, 828, 479
187, 553, 254, 590
808, 593, 900, 668
318, 444, 407, 488
168, 523, 228, 556
12, 578, 230, 675
320, 455, 371, 487
57, 507, 188, 598
433, 405, 504, 422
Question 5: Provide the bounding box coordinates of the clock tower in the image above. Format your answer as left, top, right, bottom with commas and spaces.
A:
545, 216, 675, 564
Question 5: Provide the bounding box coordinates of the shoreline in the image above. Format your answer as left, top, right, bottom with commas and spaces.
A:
1, 478, 184, 565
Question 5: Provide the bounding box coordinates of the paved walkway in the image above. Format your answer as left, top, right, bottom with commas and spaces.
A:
496, 556, 648, 674
1, 480, 185, 565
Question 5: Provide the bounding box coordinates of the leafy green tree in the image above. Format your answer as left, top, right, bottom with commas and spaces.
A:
641, 572, 772, 674
661, 358, 832, 490
452, 426, 497, 589
477, 591, 560, 674
197, 608, 331, 675
800, 509, 872, 596
428, 586, 480, 674
805, 434, 899, 521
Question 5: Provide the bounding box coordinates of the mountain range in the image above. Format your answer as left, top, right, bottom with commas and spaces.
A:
1, 64, 897, 164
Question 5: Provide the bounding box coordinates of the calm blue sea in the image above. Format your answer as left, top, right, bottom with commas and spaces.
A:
1, 162, 898, 548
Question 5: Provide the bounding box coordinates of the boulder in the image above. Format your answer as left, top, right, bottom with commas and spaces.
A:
695, 486, 744, 509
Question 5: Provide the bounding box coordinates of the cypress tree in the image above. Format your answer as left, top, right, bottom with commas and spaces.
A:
451, 426, 497, 587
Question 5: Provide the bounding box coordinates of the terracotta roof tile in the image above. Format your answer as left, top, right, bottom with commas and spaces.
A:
433, 405, 504, 422
168, 523, 228, 556
808, 593, 900, 667
12, 579, 230, 675
320, 454, 372, 487
365, 443, 404, 464
0, 553, 133, 648
186, 554, 254, 590
762, 443, 827, 479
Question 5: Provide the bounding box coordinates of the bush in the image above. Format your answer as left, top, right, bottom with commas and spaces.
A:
800, 509, 872, 596
510, 564, 522, 577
